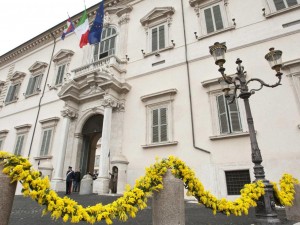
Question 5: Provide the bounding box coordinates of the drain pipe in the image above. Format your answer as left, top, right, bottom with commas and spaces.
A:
28, 32, 56, 157
180, 0, 210, 154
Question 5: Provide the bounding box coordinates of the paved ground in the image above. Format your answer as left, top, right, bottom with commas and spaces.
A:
8, 193, 299, 225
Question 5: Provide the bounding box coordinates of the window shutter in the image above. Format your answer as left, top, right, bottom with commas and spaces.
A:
160, 107, 168, 142
152, 27, 158, 52
204, 8, 215, 33
14, 84, 20, 100
286, 0, 298, 6
55, 66, 62, 85
152, 109, 159, 143
5, 85, 14, 102
93, 43, 100, 61
213, 5, 224, 31
34, 74, 43, 92
273, 0, 286, 10
15, 135, 24, 155
228, 100, 242, 132
0, 139, 2, 149
217, 95, 229, 134
40, 131, 46, 156
158, 25, 165, 50
26, 77, 35, 95
44, 130, 52, 156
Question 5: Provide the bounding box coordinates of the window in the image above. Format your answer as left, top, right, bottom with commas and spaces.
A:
93, 27, 117, 61
0, 130, 9, 149
273, 0, 298, 10
140, 7, 175, 55
216, 94, 242, 134
25, 74, 42, 96
190, 0, 235, 38
151, 106, 168, 143
14, 134, 25, 155
225, 170, 251, 195
141, 89, 178, 148
5, 83, 20, 103
151, 24, 166, 52
204, 4, 224, 34
4, 71, 26, 104
14, 124, 31, 156
52, 49, 74, 88
38, 117, 59, 157
55, 64, 66, 85
40, 129, 52, 156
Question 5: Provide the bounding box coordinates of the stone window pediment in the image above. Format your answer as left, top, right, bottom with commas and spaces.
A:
14, 124, 32, 134
39, 117, 60, 129
28, 61, 48, 74
53, 49, 74, 63
10, 71, 26, 82
140, 7, 175, 26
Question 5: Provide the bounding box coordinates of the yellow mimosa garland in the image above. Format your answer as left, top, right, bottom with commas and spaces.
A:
0, 151, 298, 224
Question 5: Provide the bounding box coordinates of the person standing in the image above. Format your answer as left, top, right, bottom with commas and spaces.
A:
66, 166, 74, 195
109, 167, 118, 194
73, 169, 81, 192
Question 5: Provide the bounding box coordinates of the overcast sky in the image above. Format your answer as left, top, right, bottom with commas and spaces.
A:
0, 0, 101, 56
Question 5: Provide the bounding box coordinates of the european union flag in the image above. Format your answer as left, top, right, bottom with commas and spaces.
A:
88, 0, 104, 45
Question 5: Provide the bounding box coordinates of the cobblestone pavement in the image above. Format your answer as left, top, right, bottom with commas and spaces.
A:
9, 193, 298, 225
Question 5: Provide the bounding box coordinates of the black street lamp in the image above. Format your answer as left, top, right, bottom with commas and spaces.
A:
209, 42, 283, 225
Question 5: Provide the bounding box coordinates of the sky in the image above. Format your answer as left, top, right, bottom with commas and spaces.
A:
0, 0, 101, 56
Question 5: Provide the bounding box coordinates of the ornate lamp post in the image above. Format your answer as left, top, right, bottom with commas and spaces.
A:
209, 42, 283, 225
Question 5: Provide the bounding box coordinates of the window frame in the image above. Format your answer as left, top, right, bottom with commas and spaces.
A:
5, 83, 21, 104
216, 93, 243, 134
149, 23, 167, 53
51, 49, 74, 89
0, 130, 9, 150
140, 7, 175, 56
93, 26, 118, 62
4, 71, 26, 105
38, 117, 60, 158
141, 89, 178, 148
25, 73, 43, 97
225, 170, 251, 195
190, 0, 235, 39
14, 134, 25, 155
264, 0, 300, 16
14, 124, 31, 156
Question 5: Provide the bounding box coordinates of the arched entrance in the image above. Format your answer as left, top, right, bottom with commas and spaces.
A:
80, 114, 103, 176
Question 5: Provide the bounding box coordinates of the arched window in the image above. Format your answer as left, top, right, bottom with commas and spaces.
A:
93, 27, 117, 61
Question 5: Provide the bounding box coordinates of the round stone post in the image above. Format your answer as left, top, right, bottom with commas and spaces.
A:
152, 169, 185, 225
0, 163, 17, 225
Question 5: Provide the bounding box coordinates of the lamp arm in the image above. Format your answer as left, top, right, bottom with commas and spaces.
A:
246, 75, 282, 93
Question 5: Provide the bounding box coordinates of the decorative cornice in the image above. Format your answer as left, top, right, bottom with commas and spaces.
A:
10, 71, 26, 82
118, 13, 130, 25
0, 0, 136, 67
39, 117, 60, 128
28, 61, 48, 74
14, 124, 32, 133
140, 7, 175, 26
141, 89, 177, 103
53, 49, 75, 63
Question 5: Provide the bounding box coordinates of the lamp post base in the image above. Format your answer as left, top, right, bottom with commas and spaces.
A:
255, 180, 281, 225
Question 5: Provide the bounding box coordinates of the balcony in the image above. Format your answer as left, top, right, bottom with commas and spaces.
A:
72, 55, 127, 81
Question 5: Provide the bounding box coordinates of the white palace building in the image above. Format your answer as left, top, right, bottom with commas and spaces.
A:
0, 0, 299, 198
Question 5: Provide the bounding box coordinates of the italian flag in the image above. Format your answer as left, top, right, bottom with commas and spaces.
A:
75, 9, 90, 48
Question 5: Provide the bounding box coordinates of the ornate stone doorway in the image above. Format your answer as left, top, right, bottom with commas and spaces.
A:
80, 114, 103, 176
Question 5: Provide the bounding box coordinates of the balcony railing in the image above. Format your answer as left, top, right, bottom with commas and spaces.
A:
72, 55, 126, 79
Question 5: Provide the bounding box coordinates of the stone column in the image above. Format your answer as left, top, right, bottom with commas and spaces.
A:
0, 163, 17, 225
152, 170, 185, 225
94, 96, 116, 194
51, 107, 77, 190
111, 101, 129, 194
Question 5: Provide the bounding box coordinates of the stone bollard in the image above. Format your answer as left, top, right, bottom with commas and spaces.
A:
0, 163, 17, 225
79, 174, 93, 195
285, 184, 300, 221
152, 169, 185, 225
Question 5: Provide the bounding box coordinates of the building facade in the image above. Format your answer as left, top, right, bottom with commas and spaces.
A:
0, 0, 299, 198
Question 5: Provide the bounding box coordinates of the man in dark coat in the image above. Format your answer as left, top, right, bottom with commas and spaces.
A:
73, 170, 81, 192
66, 166, 75, 195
